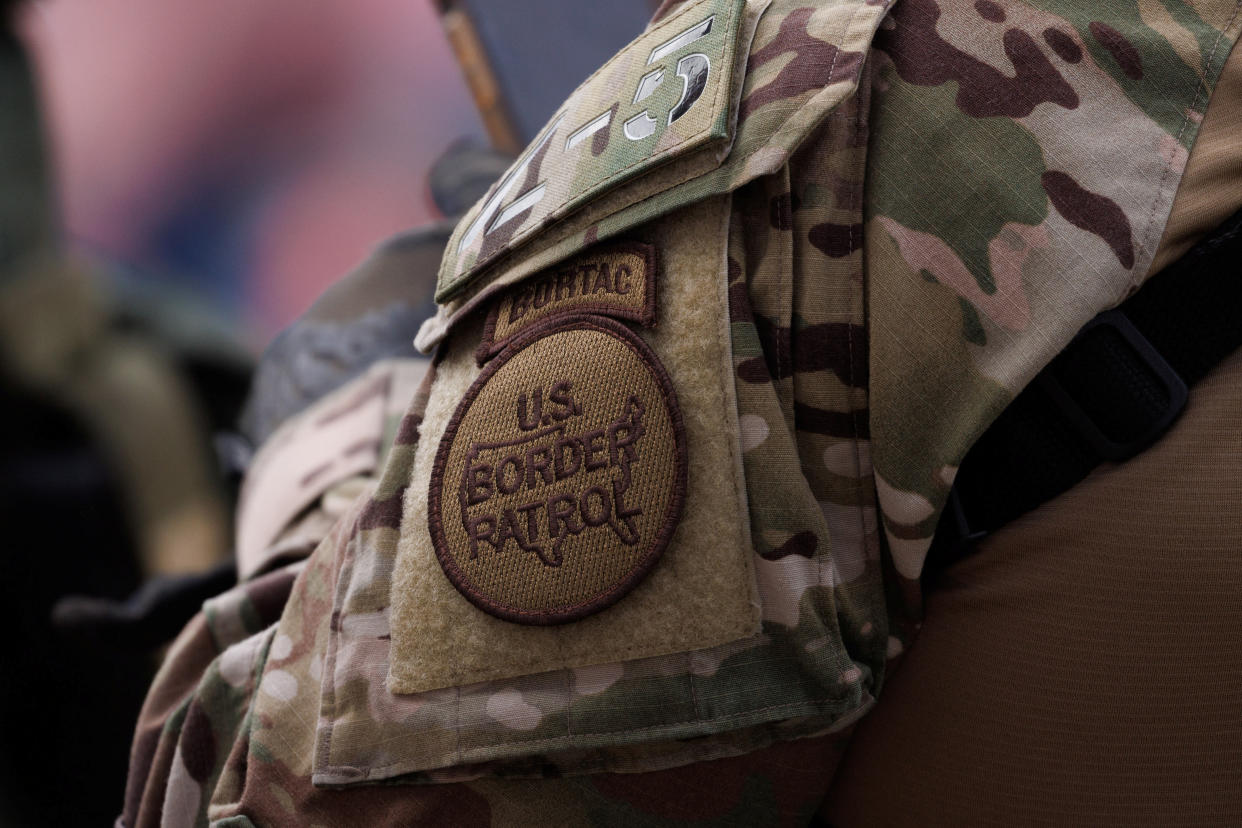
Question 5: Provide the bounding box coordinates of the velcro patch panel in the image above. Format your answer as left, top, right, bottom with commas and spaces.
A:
386, 196, 758, 697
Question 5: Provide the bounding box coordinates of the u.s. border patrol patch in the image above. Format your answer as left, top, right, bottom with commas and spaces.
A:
429, 316, 687, 624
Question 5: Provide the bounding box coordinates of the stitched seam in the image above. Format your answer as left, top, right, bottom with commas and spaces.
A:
564, 665, 575, 738
319, 523, 359, 770
709, 191, 751, 723
1134, 0, 1242, 294
844, 100, 868, 591
687, 650, 702, 720
454, 684, 463, 764
748, 0, 878, 159
254, 627, 346, 825
337, 694, 858, 776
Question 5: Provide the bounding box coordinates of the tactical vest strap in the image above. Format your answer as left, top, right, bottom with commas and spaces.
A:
927, 206, 1242, 581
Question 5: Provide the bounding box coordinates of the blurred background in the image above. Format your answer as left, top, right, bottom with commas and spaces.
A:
24, 0, 485, 344
1, 0, 659, 823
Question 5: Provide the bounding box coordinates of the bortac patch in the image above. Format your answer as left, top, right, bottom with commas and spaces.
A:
430, 316, 686, 625
477, 242, 657, 363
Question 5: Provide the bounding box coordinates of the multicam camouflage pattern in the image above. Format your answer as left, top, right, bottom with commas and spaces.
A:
235, 358, 428, 579
868, 0, 1242, 587
123, 0, 1241, 824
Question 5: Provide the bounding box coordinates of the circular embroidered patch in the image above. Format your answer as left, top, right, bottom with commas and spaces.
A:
429, 316, 687, 625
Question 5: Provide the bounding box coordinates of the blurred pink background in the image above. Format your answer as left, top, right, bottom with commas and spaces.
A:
21, 0, 486, 345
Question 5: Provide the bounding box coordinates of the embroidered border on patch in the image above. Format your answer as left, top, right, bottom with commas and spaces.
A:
430, 315, 687, 625
476, 242, 658, 364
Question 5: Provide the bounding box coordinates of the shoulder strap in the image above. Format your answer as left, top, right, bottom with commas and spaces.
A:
927, 206, 1242, 580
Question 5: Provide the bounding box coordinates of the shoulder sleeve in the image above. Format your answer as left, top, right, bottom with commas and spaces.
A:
313, 0, 896, 789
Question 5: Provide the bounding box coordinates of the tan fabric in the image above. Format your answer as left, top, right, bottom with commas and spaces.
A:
1150, 37, 1242, 274
389, 195, 760, 695
825, 346, 1242, 827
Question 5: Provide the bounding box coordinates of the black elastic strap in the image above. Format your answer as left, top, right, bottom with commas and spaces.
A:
926, 206, 1242, 580
51, 562, 236, 650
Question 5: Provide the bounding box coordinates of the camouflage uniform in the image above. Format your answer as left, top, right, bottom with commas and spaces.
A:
122, 0, 1242, 824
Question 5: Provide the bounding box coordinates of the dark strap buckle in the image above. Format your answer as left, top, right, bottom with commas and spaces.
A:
1038, 309, 1189, 462
927, 307, 1190, 582
935, 485, 988, 566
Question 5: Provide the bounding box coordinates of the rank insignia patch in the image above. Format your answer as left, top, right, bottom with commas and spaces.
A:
430, 316, 686, 624
436, 0, 748, 301
477, 241, 657, 363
